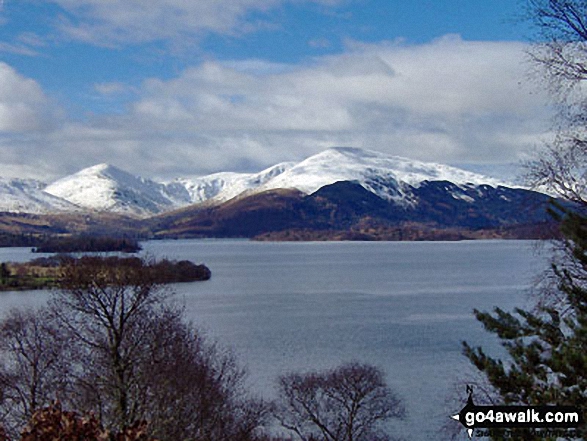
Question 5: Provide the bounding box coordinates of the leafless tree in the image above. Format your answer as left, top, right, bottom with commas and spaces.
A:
48, 256, 169, 432
0, 255, 268, 440
518, 0, 587, 316
274, 362, 404, 441
131, 308, 268, 441
523, 0, 587, 204
0, 308, 71, 438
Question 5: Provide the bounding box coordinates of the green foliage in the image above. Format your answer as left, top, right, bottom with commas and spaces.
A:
463, 207, 587, 439
0, 263, 9, 284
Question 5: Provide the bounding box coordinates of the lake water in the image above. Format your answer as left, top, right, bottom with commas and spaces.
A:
0, 240, 548, 440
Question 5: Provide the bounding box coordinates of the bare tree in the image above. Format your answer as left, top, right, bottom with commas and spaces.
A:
524, 0, 587, 204
274, 362, 404, 441
0, 256, 268, 440
132, 308, 268, 441
49, 256, 169, 432
47, 255, 267, 440
0, 308, 71, 438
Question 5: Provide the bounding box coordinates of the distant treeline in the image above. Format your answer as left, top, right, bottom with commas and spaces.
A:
0, 255, 211, 291
32, 236, 142, 253
0, 233, 143, 253
0, 232, 43, 248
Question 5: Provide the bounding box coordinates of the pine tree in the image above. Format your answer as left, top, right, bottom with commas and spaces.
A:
463, 206, 587, 440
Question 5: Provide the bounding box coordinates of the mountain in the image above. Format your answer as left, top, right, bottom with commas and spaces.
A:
250, 147, 507, 203
44, 164, 192, 217
42, 147, 508, 216
0, 148, 553, 238
149, 180, 555, 240
0, 147, 557, 239
172, 162, 294, 203
0, 178, 78, 214
169, 147, 507, 206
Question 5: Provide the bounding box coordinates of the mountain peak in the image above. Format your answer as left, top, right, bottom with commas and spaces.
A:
5, 148, 518, 218
88, 162, 112, 171
75, 163, 133, 179
44, 163, 186, 216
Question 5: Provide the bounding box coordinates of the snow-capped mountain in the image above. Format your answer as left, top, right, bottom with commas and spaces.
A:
251, 147, 507, 204
0, 178, 79, 214
172, 147, 507, 207
44, 163, 191, 217
174, 162, 294, 204
1, 148, 516, 218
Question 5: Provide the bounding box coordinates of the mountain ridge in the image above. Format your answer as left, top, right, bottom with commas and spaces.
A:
0, 148, 524, 220
148, 180, 555, 240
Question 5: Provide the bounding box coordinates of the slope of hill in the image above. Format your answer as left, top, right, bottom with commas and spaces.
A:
252, 147, 507, 204
0, 178, 79, 214
34, 147, 511, 217
44, 164, 191, 217
173, 161, 295, 203
0, 147, 556, 240
149, 180, 555, 240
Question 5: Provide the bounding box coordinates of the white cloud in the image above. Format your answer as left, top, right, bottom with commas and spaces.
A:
94, 82, 132, 95
0, 37, 553, 181
0, 41, 40, 56
119, 37, 549, 165
0, 63, 58, 132
52, 0, 341, 46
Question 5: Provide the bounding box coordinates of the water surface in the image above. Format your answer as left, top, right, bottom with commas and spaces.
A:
0, 240, 548, 439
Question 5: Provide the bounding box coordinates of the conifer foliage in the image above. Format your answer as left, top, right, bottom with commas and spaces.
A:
462, 207, 587, 438
460, 1, 587, 437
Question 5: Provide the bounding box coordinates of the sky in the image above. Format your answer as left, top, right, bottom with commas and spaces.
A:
0, 0, 552, 181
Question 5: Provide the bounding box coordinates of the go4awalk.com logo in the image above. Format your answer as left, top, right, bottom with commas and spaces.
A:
451, 387, 584, 438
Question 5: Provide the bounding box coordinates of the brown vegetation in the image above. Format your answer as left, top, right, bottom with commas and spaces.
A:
0, 255, 405, 440
253, 222, 557, 242
0, 255, 210, 291
19, 402, 156, 441
274, 362, 405, 441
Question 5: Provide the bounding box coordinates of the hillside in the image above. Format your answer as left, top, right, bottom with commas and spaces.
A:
1, 147, 511, 218
0, 148, 559, 240
148, 181, 556, 240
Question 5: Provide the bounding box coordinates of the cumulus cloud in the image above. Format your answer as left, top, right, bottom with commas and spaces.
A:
115, 36, 550, 172
133, 41, 531, 129
0, 63, 58, 132
0, 37, 552, 180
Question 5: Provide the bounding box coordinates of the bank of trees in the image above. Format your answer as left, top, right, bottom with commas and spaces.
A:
0, 256, 404, 441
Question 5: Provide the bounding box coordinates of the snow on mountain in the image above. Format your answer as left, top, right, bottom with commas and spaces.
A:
172, 148, 507, 206
254, 147, 508, 204
174, 162, 295, 203
0, 178, 79, 214
44, 164, 191, 217
6, 147, 512, 217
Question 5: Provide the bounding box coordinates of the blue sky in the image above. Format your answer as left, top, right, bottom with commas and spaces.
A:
0, 0, 550, 180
